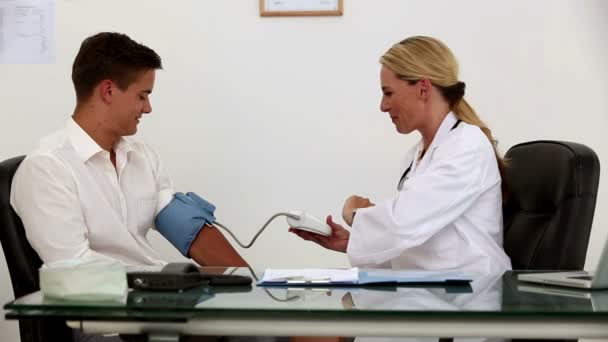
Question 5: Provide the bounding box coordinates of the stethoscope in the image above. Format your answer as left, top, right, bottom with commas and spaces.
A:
396, 120, 462, 192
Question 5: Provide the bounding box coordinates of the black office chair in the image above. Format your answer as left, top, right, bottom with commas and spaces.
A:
0, 156, 73, 342
502, 140, 600, 342
503, 140, 600, 270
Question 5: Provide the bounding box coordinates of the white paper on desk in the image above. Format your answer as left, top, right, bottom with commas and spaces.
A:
261, 268, 359, 284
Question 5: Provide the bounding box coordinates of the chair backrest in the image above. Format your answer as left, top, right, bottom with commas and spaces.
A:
503, 141, 600, 270
0, 156, 72, 342
0, 155, 43, 298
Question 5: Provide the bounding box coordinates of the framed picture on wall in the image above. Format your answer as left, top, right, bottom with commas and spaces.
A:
260, 0, 343, 17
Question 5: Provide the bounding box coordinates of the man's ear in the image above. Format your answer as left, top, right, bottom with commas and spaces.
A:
418, 78, 432, 101
98, 80, 114, 104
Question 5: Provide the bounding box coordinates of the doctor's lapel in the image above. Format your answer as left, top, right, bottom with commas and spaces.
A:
396, 112, 459, 197
415, 112, 459, 174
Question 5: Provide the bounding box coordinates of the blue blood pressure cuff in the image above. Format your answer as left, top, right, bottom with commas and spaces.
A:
155, 192, 216, 257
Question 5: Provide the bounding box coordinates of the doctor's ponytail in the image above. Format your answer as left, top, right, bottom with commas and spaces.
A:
452, 97, 508, 196
380, 36, 508, 196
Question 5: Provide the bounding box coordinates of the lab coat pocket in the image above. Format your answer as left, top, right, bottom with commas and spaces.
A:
135, 197, 157, 234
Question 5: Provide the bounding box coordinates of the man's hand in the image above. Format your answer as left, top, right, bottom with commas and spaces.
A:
342, 195, 374, 226
289, 215, 350, 253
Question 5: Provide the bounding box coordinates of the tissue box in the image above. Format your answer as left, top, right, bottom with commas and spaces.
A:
39, 257, 127, 302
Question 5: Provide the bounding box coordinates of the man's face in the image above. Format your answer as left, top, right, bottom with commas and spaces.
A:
107, 69, 155, 136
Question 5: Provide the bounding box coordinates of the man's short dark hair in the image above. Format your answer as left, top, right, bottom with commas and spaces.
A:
72, 32, 162, 102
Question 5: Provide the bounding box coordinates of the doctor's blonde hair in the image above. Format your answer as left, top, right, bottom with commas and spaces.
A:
380, 36, 507, 193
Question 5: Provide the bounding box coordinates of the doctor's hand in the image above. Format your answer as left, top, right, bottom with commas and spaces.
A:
342, 195, 375, 226
289, 215, 350, 253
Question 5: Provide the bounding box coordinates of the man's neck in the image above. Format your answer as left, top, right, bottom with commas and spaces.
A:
72, 107, 118, 152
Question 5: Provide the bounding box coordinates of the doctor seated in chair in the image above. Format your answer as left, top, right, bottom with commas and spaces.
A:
291, 36, 512, 282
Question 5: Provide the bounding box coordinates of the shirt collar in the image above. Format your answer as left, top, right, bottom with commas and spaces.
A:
408, 112, 458, 173
115, 136, 136, 161
426, 111, 458, 152
66, 118, 135, 162
113, 137, 136, 177
66, 118, 104, 162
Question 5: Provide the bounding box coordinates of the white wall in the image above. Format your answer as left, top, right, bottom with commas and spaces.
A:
1, 1, 607, 341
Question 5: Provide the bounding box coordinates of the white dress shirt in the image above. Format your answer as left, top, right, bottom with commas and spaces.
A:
348, 113, 512, 275
11, 119, 174, 266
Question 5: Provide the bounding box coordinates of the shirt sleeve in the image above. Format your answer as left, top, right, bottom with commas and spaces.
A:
141, 144, 174, 219
347, 141, 494, 267
10, 155, 111, 264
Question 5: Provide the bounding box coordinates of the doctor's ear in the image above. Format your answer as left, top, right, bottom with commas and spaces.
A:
417, 78, 432, 100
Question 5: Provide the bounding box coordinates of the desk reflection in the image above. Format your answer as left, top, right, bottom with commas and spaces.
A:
344, 272, 503, 342
346, 272, 501, 311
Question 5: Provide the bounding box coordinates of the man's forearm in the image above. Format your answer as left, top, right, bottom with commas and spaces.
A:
189, 224, 249, 267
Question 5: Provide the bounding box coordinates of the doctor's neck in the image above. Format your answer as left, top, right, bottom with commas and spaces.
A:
418, 103, 450, 152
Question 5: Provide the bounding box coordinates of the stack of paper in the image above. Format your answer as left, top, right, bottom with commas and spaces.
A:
261, 268, 359, 285
258, 268, 472, 286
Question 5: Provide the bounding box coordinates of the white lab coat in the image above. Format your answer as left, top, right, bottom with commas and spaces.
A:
347, 112, 512, 275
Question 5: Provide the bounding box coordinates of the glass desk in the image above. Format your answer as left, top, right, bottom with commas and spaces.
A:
5, 268, 608, 340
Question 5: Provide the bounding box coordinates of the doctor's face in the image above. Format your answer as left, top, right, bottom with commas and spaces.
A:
379, 66, 425, 134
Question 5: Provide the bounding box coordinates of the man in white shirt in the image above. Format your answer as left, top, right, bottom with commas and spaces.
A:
10, 32, 247, 268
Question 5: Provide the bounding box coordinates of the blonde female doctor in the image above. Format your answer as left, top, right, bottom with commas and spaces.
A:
291, 36, 512, 275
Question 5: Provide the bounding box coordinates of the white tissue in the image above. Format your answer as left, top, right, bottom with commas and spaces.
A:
39, 257, 127, 302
